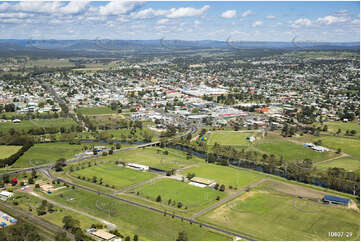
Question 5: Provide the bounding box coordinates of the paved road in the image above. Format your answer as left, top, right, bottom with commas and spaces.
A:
0, 202, 75, 240
189, 178, 269, 219
29, 192, 117, 230
55, 176, 255, 241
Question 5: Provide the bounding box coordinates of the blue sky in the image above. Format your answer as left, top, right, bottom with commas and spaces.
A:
0, 1, 359, 42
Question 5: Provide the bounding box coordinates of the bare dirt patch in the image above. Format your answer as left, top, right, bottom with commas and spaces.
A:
237, 191, 254, 202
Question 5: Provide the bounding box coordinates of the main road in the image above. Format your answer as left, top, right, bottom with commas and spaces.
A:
54, 176, 255, 241
0, 125, 198, 178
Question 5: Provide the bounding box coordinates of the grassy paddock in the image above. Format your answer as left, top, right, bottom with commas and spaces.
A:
11, 142, 83, 168
10, 192, 101, 229
0, 145, 22, 159
132, 178, 225, 209
255, 140, 337, 162
46, 188, 231, 241
72, 163, 157, 190
316, 136, 360, 159
316, 121, 360, 137
206, 131, 257, 146
316, 157, 360, 172
100, 147, 204, 171
199, 180, 360, 241
181, 163, 266, 189
77, 107, 116, 115
0, 118, 77, 135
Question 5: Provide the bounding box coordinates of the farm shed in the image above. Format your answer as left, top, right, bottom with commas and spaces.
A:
90, 229, 116, 241
322, 195, 350, 206
127, 163, 149, 171
190, 177, 216, 188
0, 191, 14, 201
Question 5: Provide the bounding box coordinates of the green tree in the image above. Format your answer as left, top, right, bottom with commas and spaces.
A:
176, 231, 188, 241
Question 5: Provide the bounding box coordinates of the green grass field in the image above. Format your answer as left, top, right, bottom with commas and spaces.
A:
132, 178, 225, 208
199, 180, 360, 241
0, 118, 77, 135
47, 188, 231, 241
11, 142, 83, 168
315, 136, 360, 159
315, 157, 360, 172
206, 131, 257, 146
77, 107, 116, 115
88, 114, 126, 128
255, 140, 337, 162
102, 147, 203, 171
72, 163, 157, 190
103, 128, 156, 142
181, 163, 266, 189
317, 121, 360, 137
11, 192, 101, 229
0, 145, 22, 159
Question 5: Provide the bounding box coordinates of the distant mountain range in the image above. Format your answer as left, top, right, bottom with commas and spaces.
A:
0, 39, 358, 58
0, 39, 359, 51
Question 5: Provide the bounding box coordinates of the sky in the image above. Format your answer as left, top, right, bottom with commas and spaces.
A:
0, 1, 359, 42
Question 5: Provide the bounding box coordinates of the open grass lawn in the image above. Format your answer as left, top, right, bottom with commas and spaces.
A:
12, 192, 101, 229
0, 112, 59, 120
181, 163, 266, 189
104, 147, 203, 171
0, 145, 22, 159
316, 157, 360, 172
315, 136, 360, 159
316, 121, 360, 138
199, 180, 360, 241
77, 106, 116, 115
206, 131, 256, 146
11, 142, 83, 168
88, 114, 126, 127
132, 178, 225, 209
71, 163, 157, 190
48, 188, 231, 241
0, 118, 77, 135
255, 140, 337, 162
104, 128, 157, 142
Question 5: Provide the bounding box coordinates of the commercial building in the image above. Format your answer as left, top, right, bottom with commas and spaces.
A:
127, 163, 149, 171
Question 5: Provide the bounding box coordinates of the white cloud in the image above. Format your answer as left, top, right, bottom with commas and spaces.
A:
59, 1, 89, 15
317, 15, 348, 25
167, 5, 210, 18
266, 15, 276, 19
240, 10, 253, 18
0, 18, 32, 24
0, 12, 32, 19
157, 18, 169, 25
221, 10, 236, 19
252, 21, 263, 27
351, 19, 360, 25
290, 18, 312, 28
14, 1, 62, 14
131, 8, 168, 19
194, 20, 201, 26
99, 1, 143, 16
